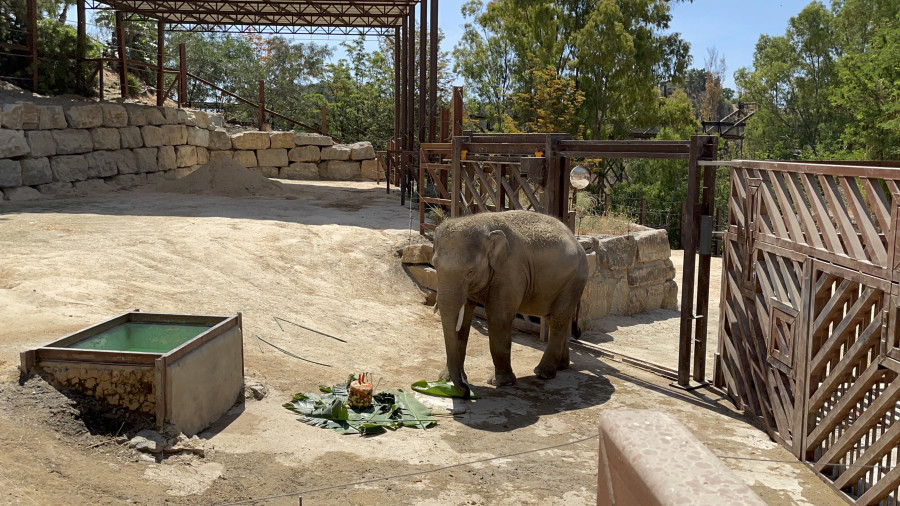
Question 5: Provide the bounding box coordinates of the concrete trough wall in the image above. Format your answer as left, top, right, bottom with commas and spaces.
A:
20, 312, 243, 436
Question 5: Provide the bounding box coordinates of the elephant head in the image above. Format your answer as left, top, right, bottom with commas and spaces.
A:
432, 220, 509, 398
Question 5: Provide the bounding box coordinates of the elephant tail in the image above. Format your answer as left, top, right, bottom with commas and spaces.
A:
571, 302, 582, 340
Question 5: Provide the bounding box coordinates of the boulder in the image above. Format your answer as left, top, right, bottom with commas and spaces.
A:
25, 130, 57, 157
349, 141, 376, 160
125, 105, 149, 126
157, 145, 176, 171
128, 430, 168, 454
579, 270, 629, 320
294, 132, 333, 147
280, 162, 318, 180
36, 181, 76, 197
208, 129, 231, 150
119, 126, 144, 149
100, 104, 129, 127
145, 107, 166, 126
208, 113, 225, 128
3, 102, 39, 129
84, 151, 119, 178
400, 244, 434, 265
114, 149, 138, 175
253, 166, 279, 178
65, 104, 103, 128
595, 235, 636, 271
662, 280, 678, 310
38, 105, 67, 129
175, 145, 198, 167
256, 148, 289, 167
74, 179, 115, 195
0, 159, 22, 187
196, 147, 209, 165
319, 160, 360, 180
288, 145, 320, 163
321, 144, 351, 161
50, 155, 89, 182
209, 150, 233, 160
187, 127, 209, 147
20, 157, 53, 186
0, 130, 29, 158
634, 229, 671, 263
269, 132, 295, 149
231, 131, 270, 150
185, 110, 209, 129
2, 186, 43, 201
108, 173, 147, 189
628, 259, 676, 287
161, 124, 187, 146
90, 128, 121, 151
404, 265, 438, 291
361, 159, 382, 181
134, 147, 159, 173
233, 150, 258, 167
163, 107, 180, 125
141, 126, 163, 148
51, 129, 92, 155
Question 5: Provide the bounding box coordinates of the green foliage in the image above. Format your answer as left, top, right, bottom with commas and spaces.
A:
454, 0, 690, 138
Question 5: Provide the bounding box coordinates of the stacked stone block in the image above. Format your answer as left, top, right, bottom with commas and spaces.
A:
0, 98, 383, 202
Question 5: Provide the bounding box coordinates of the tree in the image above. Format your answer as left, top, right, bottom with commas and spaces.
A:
512, 61, 585, 135
736, 1, 845, 159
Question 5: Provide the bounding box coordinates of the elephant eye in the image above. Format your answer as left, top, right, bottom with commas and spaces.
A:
466, 268, 475, 278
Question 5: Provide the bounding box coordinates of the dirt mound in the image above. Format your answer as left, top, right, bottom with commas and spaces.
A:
144, 157, 291, 197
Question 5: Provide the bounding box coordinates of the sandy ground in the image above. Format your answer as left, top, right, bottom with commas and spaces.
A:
0, 180, 843, 505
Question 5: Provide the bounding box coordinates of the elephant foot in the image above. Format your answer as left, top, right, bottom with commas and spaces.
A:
487, 371, 517, 387
534, 363, 558, 380
557, 359, 570, 371
439, 367, 468, 383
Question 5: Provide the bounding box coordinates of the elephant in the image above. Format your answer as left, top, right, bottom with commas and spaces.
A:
432, 210, 589, 398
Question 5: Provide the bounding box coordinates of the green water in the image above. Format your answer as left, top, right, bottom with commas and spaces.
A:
68, 322, 213, 353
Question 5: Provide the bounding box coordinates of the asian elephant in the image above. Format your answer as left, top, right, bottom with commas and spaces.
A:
432, 210, 588, 398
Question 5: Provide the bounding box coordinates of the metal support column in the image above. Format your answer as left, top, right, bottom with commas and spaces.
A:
428, 0, 438, 142
76, 0, 86, 93
418, 0, 427, 145
26, 0, 38, 91
115, 11, 129, 98
156, 21, 165, 106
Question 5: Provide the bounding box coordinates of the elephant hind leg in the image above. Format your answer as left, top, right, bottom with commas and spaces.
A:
534, 315, 572, 380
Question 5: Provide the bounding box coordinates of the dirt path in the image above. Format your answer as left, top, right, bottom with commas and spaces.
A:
0, 182, 840, 505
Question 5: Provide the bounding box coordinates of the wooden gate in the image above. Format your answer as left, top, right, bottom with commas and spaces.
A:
718, 160, 900, 504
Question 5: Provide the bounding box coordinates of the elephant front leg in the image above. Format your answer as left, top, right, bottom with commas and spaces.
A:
535, 315, 572, 380
486, 308, 517, 387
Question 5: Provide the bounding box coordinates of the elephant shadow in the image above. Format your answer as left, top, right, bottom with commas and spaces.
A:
447, 331, 616, 433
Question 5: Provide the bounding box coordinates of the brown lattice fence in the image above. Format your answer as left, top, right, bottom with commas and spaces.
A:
717, 160, 900, 504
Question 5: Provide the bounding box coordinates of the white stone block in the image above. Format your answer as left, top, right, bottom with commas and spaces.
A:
158, 145, 176, 171
134, 147, 159, 173
84, 151, 119, 178
50, 155, 89, 182
187, 127, 209, 147
175, 145, 198, 167
294, 132, 333, 147
161, 124, 188, 146
141, 126, 163, 147
233, 150, 257, 167
231, 131, 270, 150
115, 149, 138, 174
91, 128, 121, 150
196, 147, 209, 165
318, 160, 360, 180
349, 141, 376, 160
119, 126, 144, 149
3, 186, 43, 201
321, 144, 351, 161
20, 157, 53, 186
38, 105, 67, 130
288, 145, 320, 162
256, 148, 289, 167
0, 130, 29, 158
37, 181, 76, 197
0, 159, 22, 187
281, 162, 319, 180
208, 129, 231, 150
51, 129, 92, 155
100, 104, 129, 127
269, 132, 294, 148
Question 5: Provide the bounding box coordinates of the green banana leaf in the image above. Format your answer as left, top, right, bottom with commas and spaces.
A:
395, 390, 437, 429
411, 379, 476, 399
284, 383, 437, 435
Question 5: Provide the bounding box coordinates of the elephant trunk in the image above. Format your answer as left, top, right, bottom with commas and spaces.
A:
438, 289, 471, 398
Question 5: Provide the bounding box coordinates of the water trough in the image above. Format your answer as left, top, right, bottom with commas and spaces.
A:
20, 311, 243, 436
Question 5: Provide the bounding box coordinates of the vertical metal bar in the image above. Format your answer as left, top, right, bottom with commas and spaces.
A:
399, 17, 407, 206
156, 21, 164, 106
178, 43, 186, 107
390, 27, 399, 195
694, 137, 717, 383
98, 60, 104, 101
320, 105, 327, 135
116, 11, 129, 99
440, 108, 449, 142
418, 0, 427, 146
676, 135, 705, 387
452, 87, 463, 136
428, 0, 438, 143
451, 135, 461, 217
77, 0, 86, 93
407, 11, 415, 201
258, 80, 265, 129
640, 198, 647, 225
27, 0, 38, 91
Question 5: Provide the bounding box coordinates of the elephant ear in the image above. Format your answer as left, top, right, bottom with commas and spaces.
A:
488, 230, 508, 267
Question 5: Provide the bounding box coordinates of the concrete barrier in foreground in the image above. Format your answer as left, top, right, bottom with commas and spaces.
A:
597, 409, 765, 505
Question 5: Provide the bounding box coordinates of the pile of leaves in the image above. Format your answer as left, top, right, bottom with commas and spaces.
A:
283, 378, 436, 436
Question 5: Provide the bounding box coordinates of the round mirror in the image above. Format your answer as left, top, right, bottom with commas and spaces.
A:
570, 165, 590, 190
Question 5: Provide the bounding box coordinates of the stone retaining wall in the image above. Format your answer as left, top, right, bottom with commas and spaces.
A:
0, 99, 382, 201
399, 227, 678, 324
